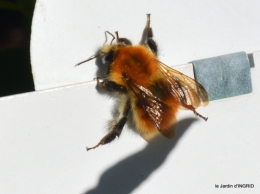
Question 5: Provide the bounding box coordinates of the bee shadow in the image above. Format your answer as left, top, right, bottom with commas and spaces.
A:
92, 55, 112, 95
94, 30, 118, 79
94, 52, 106, 78
84, 118, 198, 194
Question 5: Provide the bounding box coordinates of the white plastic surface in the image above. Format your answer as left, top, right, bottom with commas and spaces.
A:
0, 53, 259, 193
31, 0, 260, 90
1, 0, 260, 193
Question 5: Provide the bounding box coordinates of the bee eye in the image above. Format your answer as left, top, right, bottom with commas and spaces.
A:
102, 52, 115, 64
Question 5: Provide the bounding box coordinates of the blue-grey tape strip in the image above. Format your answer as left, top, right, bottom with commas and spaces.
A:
193, 52, 252, 101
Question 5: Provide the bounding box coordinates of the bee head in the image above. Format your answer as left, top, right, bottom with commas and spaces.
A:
75, 31, 131, 67
100, 44, 117, 65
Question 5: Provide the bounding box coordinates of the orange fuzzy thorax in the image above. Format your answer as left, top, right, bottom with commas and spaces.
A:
108, 45, 180, 139
109, 45, 160, 87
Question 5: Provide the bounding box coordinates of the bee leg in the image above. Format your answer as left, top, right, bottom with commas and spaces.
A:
193, 110, 208, 121
87, 100, 131, 151
115, 31, 132, 45
86, 118, 127, 151
95, 77, 127, 93
182, 103, 208, 121
146, 14, 158, 56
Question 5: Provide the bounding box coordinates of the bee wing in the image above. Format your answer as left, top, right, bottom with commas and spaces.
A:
124, 75, 175, 138
158, 61, 209, 108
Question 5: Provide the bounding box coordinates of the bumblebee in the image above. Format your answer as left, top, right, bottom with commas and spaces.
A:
76, 14, 209, 151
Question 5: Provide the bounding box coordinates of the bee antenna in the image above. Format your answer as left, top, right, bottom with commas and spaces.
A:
105, 31, 115, 45
74, 54, 98, 67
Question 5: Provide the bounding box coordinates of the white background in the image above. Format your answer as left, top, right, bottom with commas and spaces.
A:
31, 0, 260, 90
1, 0, 260, 193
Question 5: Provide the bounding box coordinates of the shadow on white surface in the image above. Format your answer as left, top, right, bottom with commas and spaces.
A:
84, 118, 197, 194
248, 54, 255, 68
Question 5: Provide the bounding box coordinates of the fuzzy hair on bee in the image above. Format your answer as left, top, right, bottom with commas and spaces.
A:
75, 14, 209, 151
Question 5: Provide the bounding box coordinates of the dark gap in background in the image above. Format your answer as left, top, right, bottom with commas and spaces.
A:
0, 0, 36, 97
